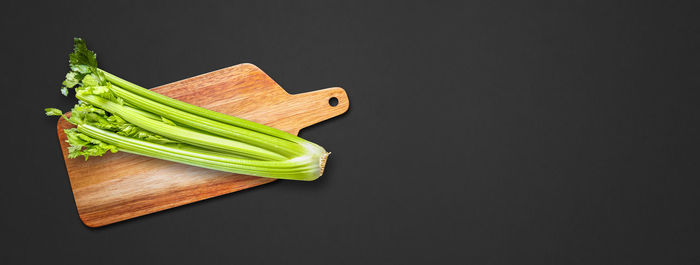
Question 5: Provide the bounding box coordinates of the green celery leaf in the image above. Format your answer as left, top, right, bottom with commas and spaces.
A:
69, 38, 97, 69
81, 74, 100, 87
64, 128, 118, 160
45, 108, 63, 116
63, 72, 80, 88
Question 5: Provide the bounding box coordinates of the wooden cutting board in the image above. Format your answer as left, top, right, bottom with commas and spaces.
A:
55, 63, 349, 227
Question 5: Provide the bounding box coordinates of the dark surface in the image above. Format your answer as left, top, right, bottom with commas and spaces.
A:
2, 1, 700, 264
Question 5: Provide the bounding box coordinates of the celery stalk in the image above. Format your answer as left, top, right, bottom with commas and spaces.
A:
77, 125, 326, 181
77, 94, 287, 161
45, 38, 331, 181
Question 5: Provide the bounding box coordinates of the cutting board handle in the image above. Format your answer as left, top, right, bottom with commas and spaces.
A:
282, 87, 349, 134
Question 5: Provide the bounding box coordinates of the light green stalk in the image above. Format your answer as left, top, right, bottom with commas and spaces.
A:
78, 125, 326, 181
47, 37, 330, 181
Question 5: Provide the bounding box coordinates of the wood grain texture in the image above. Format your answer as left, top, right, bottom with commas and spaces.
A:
56, 63, 349, 227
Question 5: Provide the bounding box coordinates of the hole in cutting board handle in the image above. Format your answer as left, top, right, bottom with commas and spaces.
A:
329, 97, 339, 107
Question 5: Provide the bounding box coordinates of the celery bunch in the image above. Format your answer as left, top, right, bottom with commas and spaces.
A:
46, 38, 329, 181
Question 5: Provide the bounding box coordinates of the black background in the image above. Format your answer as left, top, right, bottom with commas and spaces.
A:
2, 1, 700, 264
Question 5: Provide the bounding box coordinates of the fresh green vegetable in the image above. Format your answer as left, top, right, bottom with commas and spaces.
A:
46, 38, 329, 181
